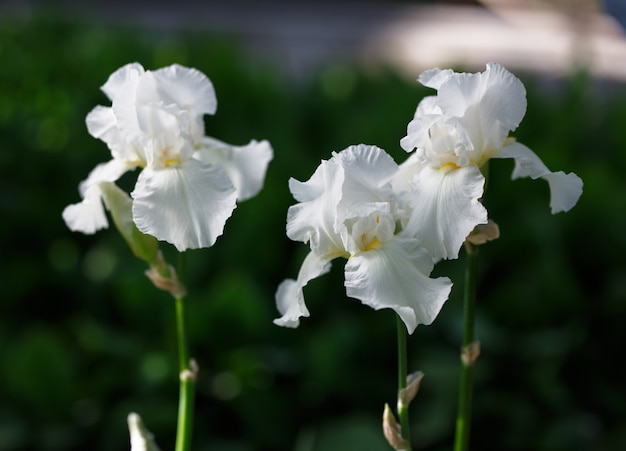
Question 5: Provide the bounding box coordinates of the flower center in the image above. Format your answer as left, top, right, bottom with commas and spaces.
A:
364, 236, 381, 251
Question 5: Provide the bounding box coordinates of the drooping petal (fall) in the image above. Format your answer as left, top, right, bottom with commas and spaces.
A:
402, 165, 487, 260
197, 136, 274, 201
131, 159, 237, 251
62, 159, 133, 234
62, 185, 109, 234
344, 237, 452, 334
496, 141, 583, 213
274, 251, 332, 328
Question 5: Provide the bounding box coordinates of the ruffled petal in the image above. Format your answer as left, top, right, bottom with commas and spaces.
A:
151, 64, 217, 116
400, 97, 444, 152
85, 105, 117, 142
86, 106, 145, 164
496, 141, 583, 213
131, 159, 237, 251
421, 63, 526, 154
274, 251, 332, 328
197, 136, 273, 201
438, 63, 526, 130
344, 237, 452, 334
333, 144, 400, 219
62, 184, 108, 234
403, 165, 487, 260
286, 159, 346, 257
101, 62, 145, 101
418, 68, 455, 90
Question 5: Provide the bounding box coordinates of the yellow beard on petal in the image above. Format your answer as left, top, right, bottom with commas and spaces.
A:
364, 237, 381, 252
439, 162, 461, 172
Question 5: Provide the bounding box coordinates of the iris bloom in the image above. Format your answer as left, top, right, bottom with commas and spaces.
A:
63, 63, 273, 251
397, 62, 583, 260
274, 144, 452, 334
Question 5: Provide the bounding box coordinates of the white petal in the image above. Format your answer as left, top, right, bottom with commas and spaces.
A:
78, 159, 131, 197
392, 153, 423, 194
543, 172, 584, 213
110, 69, 144, 146
62, 184, 108, 234
274, 251, 332, 328
151, 64, 217, 116
131, 160, 237, 251
436, 63, 527, 152
334, 144, 399, 190
496, 141, 583, 213
86, 105, 116, 141
344, 237, 452, 334
439, 63, 526, 127
101, 62, 145, 101
286, 159, 346, 257
86, 105, 147, 165
418, 68, 454, 90
403, 165, 487, 260
334, 144, 401, 225
197, 136, 273, 201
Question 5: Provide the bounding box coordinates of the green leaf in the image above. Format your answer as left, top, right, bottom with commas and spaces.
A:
99, 181, 159, 265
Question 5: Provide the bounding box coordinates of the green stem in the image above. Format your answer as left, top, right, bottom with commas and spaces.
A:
396, 314, 411, 449
453, 244, 479, 451
174, 254, 195, 451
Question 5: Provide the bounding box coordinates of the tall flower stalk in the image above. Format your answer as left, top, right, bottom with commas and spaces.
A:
398, 62, 583, 449
454, 243, 479, 451
174, 293, 196, 451
396, 316, 411, 447
274, 144, 452, 450
63, 62, 273, 449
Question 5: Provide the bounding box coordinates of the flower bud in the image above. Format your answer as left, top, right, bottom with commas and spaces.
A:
128, 412, 161, 451
399, 371, 424, 409
466, 219, 500, 246
382, 404, 409, 451
461, 340, 481, 366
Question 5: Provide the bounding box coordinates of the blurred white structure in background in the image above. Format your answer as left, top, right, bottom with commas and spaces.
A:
364, 0, 626, 81
4, 0, 626, 82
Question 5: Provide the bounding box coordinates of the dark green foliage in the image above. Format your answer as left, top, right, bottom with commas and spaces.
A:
1, 10, 624, 451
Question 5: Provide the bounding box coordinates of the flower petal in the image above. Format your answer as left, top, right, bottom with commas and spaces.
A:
496, 141, 583, 213
131, 159, 237, 251
344, 237, 452, 334
151, 64, 217, 116
78, 159, 131, 197
86, 106, 146, 164
400, 96, 444, 152
62, 159, 132, 234
101, 62, 145, 101
62, 184, 109, 234
437, 63, 526, 135
286, 159, 346, 257
333, 144, 400, 221
274, 251, 332, 328
197, 136, 273, 201
403, 165, 487, 260
418, 68, 455, 90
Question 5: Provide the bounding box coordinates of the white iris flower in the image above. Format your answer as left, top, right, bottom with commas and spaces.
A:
63, 63, 273, 251
397, 62, 583, 260
274, 144, 452, 334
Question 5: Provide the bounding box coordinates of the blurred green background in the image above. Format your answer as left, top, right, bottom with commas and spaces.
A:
1, 4, 626, 451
